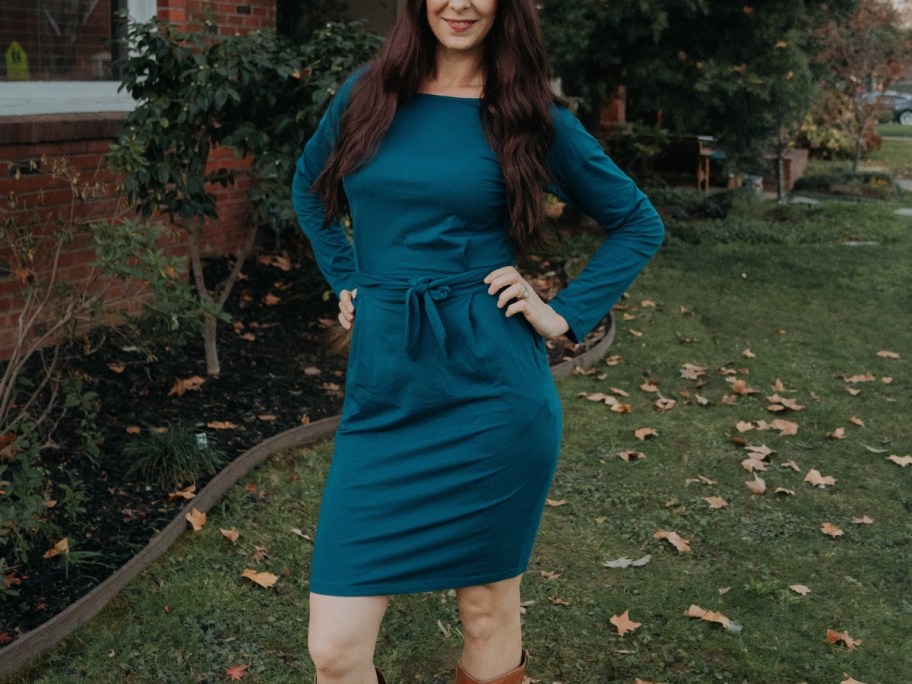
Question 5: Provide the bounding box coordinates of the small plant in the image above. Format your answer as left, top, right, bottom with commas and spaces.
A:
125, 424, 228, 488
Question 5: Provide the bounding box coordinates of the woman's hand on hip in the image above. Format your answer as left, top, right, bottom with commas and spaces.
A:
338, 289, 356, 330
484, 266, 569, 339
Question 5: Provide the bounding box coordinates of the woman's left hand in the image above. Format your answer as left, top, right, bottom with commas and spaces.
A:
484, 266, 570, 339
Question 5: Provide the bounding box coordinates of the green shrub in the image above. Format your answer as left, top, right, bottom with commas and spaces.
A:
793, 170, 899, 199
125, 424, 228, 487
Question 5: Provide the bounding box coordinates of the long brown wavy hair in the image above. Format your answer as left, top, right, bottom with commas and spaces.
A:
313, 0, 558, 252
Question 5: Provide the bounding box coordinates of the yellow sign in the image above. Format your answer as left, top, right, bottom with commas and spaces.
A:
5, 41, 30, 81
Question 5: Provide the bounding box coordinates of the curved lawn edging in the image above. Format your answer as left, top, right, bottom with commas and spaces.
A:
0, 319, 615, 679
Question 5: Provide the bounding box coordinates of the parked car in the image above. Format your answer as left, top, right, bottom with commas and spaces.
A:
894, 93, 912, 126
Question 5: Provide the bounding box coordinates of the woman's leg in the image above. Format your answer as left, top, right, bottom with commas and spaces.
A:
455, 575, 525, 680
308, 592, 390, 684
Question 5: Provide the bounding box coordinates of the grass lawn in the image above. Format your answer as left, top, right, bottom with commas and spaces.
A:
877, 123, 912, 139
4, 199, 911, 684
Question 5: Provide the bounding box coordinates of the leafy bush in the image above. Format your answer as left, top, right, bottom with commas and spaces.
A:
793, 170, 899, 199
125, 424, 228, 487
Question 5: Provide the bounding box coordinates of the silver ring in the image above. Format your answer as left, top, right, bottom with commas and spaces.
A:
521, 287, 531, 299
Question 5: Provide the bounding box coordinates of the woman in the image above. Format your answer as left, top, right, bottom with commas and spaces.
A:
292, 1, 664, 682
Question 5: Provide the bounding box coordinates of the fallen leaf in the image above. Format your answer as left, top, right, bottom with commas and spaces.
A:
844, 387, 862, 396
745, 444, 774, 458
741, 348, 756, 359
721, 394, 738, 405
876, 350, 899, 359
704, 496, 728, 509
729, 379, 759, 396
771, 378, 786, 392
640, 381, 660, 393
622, 312, 639, 321
825, 628, 861, 649
774, 487, 795, 496
695, 394, 710, 406
126, 425, 141, 435
610, 610, 642, 636
604, 355, 622, 366
780, 460, 801, 471
42, 538, 69, 559
238, 332, 256, 342
766, 394, 804, 411
603, 555, 652, 569
881, 376, 893, 384
635, 427, 659, 441
628, 328, 643, 338
168, 484, 197, 501
303, 366, 321, 376
769, 419, 799, 436
654, 397, 677, 412
821, 522, 844, 538
745, 474, 766, 494
804, 469, 836, 488
844, 373, 876, 383
852, 516, 874, 525
827, 427, 847, 440
252, 545, 269, 562
107, 363, 126, 373
241, 568, 278, 588
263, 293, 281, 306
168, 375, 205, 397
654, 529, 691, 553
549, 596, 570, 606
610, 387, 630, 397
736, 421, 755, 433
640, 299, 657, 308
839, 677, 867, 684
618, 451, 646, 462
220, 528, 240, 544
848, 416, 864, 428
680, 363, 707, 380
540, 570, 561, 580
258, 414, 277, 422
887, 455, 912, 468
207, 421, 239, 430
185, 507, 206, 531
684, 604, 731, 629
546, 499, 567, 507
789, 584, 811, 595
224, 664, 249, 681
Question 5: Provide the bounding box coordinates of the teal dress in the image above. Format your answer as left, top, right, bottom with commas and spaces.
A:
292, 75, 664, 597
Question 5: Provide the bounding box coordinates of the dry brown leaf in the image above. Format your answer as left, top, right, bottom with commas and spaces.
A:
781, 460, 801, 471
42, 537, 69, 559
185, 507, 206, 531
654, 397, 677, 412
729, 379, 759, 396
769, 419, 799, 436
852, 516, 874, 525
653, 529, 691, 553
745, 444, 774, 458
126, 425, 141, 435
634, 427, 659, 441
844, 373, 876, 383
774, 487, 795, 496
695, 394, 710, 406
622, 312, 640, 321
618, 451, 646, 462
844, 386, 862, 396
241, 568, 278, 588
741, 457, 767, 473
876, 350, 900, 359
224, 663, 249, 681
238, 332, 256, 342
220, 528, 240, 544
639, 381, 660, 393
548, 596, 570, 606
168, 484, 197, 501
610, 387, 631, 397
848, 416, 864, 428
640, 299, 657, 308
263, 293, 281, 306
609, 610, 642, 636
257, 414, 277, 422
703, 496, 728, 509
207, 421, 240, 430
540, 570, 561, 580
821, 522, 844, 538
825, 628, 861, 649
804, 469, 836, 488
741, 348, 756, 359
827, 427, 847, 440
721, 394, 738, 405
546, 499, 567, 507
745, 474, 766, 494
679, 363, 707, 380
604, 355, 622, 366
887, 455, 912, 468
686, 475, 717, 485
839, 677, 867, 684
168, 375, 205, 397
771, 378, 786, 392
684, 604, 731, 629
881, 376, 893, 384
628, 328, 643, 338
789, 584, 811, 596
107, 363, 126, 374
766, 394, 804, 411
736, 421, 755, 433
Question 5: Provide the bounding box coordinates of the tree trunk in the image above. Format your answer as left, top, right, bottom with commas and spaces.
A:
202, 312, 220, 377
187, 226, 221, 377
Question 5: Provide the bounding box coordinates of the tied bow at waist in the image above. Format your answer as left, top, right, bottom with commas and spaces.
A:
355, 266, 500, 359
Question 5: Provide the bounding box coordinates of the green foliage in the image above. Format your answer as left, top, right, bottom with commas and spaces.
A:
0, 422, 51, 569
792, 170, 900, 198
109, 18, 380, 235
277, 0, 349, 42
601, 124, 670, 181
125, 424, 228, 487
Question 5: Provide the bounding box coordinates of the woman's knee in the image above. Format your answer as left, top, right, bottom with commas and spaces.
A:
457, 579, 522, 643
308, 629, 364, 677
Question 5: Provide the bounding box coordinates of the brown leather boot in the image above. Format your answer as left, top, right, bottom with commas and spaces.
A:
313, 667, 386, 684
455, 650, 528, 684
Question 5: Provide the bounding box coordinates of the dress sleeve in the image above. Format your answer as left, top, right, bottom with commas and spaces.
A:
291, 74, 361, 296
545, 106, 665, 343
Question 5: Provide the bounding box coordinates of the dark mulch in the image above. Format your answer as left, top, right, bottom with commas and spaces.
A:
1, 232, 600, 646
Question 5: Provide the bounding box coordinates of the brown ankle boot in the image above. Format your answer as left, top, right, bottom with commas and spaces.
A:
455, 650, 528, 684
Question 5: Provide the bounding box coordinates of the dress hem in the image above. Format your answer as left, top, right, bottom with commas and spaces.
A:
309, 564, 527, 597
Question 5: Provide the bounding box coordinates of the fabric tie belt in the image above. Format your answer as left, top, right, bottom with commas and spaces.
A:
355, 266, 501, 359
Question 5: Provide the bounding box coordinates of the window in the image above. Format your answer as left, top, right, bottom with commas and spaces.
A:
0, 0, 156, 116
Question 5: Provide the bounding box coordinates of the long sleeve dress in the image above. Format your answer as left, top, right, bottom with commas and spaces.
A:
292, 74, 664, 597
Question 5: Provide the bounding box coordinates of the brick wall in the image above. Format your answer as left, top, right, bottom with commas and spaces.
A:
0, 0, 276, 361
